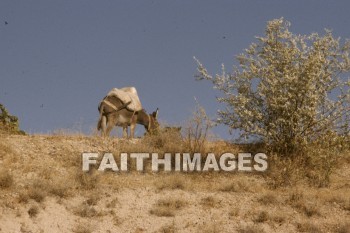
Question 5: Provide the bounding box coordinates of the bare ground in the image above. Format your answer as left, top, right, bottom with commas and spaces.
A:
0, 134, 349, 233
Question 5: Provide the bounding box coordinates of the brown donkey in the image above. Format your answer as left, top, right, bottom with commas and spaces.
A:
97, 95, 159, 138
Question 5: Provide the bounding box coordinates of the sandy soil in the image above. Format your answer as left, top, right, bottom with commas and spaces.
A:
0, 134, 349, 233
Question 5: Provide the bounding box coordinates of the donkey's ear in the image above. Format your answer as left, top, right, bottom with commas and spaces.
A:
153, 108, 159, 119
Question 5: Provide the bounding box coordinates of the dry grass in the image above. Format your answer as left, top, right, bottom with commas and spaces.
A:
156, 175, 187, 191
113, 215, 122, 226
238, 225, 265, 233
343, 201, 350, 211
0, 134, 349, 233
106, 197, 119, 209
17, 177, 73, 204
150, 198, 186, 217
252, 209, 286, 224
219, 180, 251, 193
303, 205, 321, 217
75, 170, 100, 190
253, 210, 269, 223
200, 196, 221, 209
265, 155, 302, 188
27, 205, 39, 218
0, 141, 15, 159
143, 127, 184, 154
20, 223, 31, 233
321, 191, 350, 211
271, 212, 286, 224
334, 223, 350, 233
0, 169, 13, 188
183, 103, 214, 154
292, 200, 321, 217
19, 188, 46, 203
20, 179, 58, 203
84, 193, 100, 206
28, 189, 46, 203
199, 223, 223, 233
72, 222, 93, 233
74, 203, 98, 218
287, 189, 317, 217
228, 207, 240, 218
49, 183, 70, 198
158, 222, 176, 233
266, 146, 344, 188
149, 207, 175, 217
296, 221, 321, 233
288, 189, 304, 204
257, 192, 279, 205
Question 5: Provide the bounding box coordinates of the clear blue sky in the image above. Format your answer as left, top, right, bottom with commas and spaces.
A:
1, 0, 350, 138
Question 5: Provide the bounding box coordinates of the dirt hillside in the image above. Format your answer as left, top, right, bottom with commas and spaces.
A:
0, 134, 349, 233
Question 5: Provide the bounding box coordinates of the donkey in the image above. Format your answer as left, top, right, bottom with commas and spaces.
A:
97, 95, 159, 138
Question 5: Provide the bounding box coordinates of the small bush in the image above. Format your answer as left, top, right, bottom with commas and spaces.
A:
0, 103, 25, 135
183, 102, 214, 154
195, 18, 350, 157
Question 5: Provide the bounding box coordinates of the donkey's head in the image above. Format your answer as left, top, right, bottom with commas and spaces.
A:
145, 108, 160, 134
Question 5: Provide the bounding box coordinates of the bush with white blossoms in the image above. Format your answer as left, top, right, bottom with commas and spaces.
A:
195, 18, 350, 156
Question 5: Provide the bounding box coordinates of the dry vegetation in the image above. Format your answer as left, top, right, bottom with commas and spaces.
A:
0, 131, 349, 233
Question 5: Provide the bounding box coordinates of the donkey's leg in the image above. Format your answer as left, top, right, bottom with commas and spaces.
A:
122, 126, 128, 138
101, 115, 107, 137
130, 123, 136, 139
105, 116, 116, 137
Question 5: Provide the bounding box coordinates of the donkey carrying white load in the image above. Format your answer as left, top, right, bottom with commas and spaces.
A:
97, 87, 159, 138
